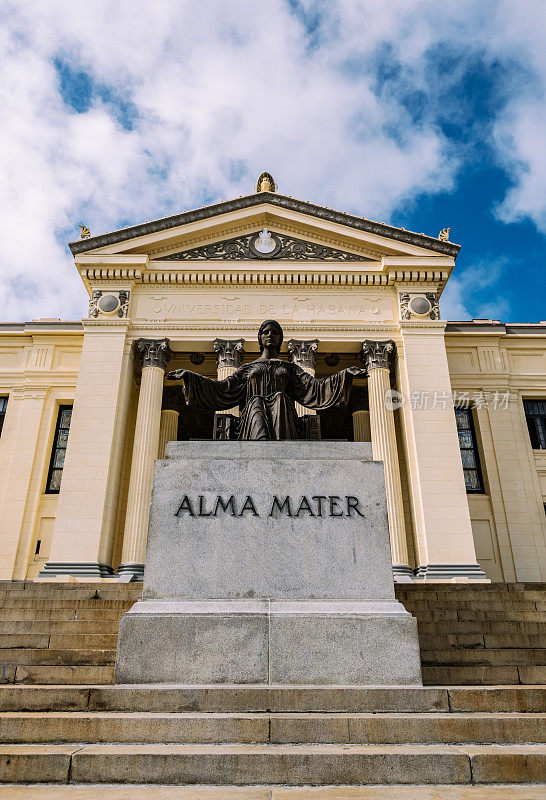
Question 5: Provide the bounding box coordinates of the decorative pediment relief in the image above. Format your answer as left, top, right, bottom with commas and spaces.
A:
157, 229, 372, 262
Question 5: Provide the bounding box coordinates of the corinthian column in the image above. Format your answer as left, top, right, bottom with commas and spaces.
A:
158, 410, 179, 459
213, 338, 244, 416
119, 338, 171, 581
362, 340, 411, 581
288, 339, 319, 417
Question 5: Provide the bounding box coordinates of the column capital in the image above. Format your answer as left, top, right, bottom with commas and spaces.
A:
361, 339, 395, 371
287, 339, 319, 369
136, 338, 172, 370
213, 338, 245, 369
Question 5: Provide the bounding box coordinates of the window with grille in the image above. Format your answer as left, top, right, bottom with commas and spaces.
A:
523, 399, 546, 450
46, 406, 72, 493
455, 407, 484, 493
0, 396, 7, 437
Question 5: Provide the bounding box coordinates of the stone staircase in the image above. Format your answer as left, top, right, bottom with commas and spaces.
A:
0, 581, 544, 789
0, 582, 544, 687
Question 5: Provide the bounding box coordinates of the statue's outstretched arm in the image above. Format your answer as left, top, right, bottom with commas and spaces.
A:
292, 364, 365, 411
167, 368, 244, 412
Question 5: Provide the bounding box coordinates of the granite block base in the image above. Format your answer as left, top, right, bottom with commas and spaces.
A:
116, 442, 422, 686
115, 599, 422, 685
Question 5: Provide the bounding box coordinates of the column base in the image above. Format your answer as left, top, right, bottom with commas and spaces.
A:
117, 563, 145, 582
413, 563, 488, 581
393, 565, 414, 583
38, 562, 114, 578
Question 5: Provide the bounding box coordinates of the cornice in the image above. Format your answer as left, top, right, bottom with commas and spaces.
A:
82, 319, 130, 329
78, 267, 446, 288
69, 192, 461, 258
398, 320, 447, 330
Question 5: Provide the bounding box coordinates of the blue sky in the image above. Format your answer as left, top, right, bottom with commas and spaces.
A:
0, 1, 545, 323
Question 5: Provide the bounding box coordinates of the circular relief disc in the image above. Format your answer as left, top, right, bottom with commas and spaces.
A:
409, 296, 432, 316
249, 231, 282, 259
97, 294, 120, 315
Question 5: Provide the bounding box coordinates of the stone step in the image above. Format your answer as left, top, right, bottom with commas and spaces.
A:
0, 785, 544, 800
0, 742, 543, 785
421, 649, 546, 666
0, 609, 127, 622
0, 599, 134, 609
10, 666, 115, 685
0, 621, 120, 634
418, 633, 546, 650
0, 684, 537, 714
0, 711, 544, 745
424, 665, 545, 685
48, 634, 119, 650
0, 649, 116, 666
422, 665, 521, 685
0, 686, 92, 711
0, 587, 141, 598
0, 635, 50, 649
457, 610, 546, 622
403, 600, 539, 612
519, 666, 546, 684
417, 620, 546, 636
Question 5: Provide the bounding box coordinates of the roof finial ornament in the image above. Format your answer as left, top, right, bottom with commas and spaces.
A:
438, 227, 451, 241
78, 224, 91, 239
256, 172, 277, 193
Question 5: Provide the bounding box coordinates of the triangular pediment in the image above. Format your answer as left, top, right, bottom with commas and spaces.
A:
69, 192, 460, 263
156, 229, 373, 263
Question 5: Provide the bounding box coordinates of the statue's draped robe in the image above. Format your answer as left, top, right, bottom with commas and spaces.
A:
180, 359, 354, 440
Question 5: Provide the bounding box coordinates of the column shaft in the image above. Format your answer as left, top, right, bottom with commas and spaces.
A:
288, 339, 318, 417
352, 409, 371, 442
158, 410, 179, 459
367, 367, 409, 569
362, 340, 410, 579
119, 338, 171, 579
214, 338, 244, 416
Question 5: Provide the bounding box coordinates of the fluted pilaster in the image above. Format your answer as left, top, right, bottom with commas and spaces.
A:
119, 338, 171, 580
288, 339, 319, 417
362, 340, 410, 577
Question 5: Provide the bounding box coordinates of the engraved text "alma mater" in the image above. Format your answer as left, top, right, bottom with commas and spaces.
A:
174, 495, 365, 518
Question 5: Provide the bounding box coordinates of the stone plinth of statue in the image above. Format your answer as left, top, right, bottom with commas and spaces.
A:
115, 441, 422, 685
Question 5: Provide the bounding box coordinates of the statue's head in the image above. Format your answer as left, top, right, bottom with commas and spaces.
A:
258, 319, 284, 352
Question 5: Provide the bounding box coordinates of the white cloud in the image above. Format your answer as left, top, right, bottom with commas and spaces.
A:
0, 0, 544, 321
440, 257, 511, 321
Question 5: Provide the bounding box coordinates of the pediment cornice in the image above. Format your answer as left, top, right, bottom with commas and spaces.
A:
69, 192, 460, 259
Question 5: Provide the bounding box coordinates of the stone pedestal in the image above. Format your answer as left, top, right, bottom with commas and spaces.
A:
116, 441, 422, 685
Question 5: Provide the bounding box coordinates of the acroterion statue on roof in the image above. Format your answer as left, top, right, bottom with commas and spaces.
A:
256, 172, 277, 192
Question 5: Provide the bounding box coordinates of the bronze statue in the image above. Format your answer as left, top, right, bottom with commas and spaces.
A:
166, 320, 365, 441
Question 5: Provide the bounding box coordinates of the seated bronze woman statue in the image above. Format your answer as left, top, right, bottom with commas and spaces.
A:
166, 320, 365, 441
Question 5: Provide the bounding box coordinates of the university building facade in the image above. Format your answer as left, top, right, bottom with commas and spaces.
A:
1, 179, 545, 584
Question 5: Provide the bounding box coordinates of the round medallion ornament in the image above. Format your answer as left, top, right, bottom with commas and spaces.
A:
97, 294, 121, 315
189, 353, 205, 365
249, 228, 281, 259
409, 296, 432, 317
